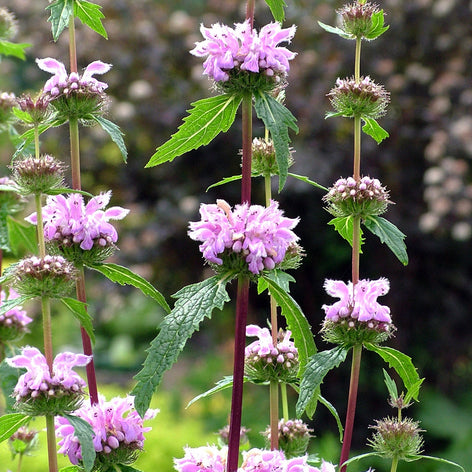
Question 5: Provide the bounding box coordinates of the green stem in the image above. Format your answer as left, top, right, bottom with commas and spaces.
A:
269, 380, 279, 450
241, 94, 253, 204
68, 15, 77, 73
355, 37, 362, 83
339, 344, 362, 472
45, 414, 58, 472
69, 117, 81, 190
390, 456, 399, 472
34, 125, 40, 160
16, 453, 23, 472
281, 383, 289, 420
35, 194, 46, 258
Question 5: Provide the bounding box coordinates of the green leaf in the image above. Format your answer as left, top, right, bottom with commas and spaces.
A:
362, 117, 389, 144
88, 262, 170, 314
382, 368, 399, 402
259, 273, 315, 375
0, 204, 11, 251
0, 41, 31, 60
59, 467, 82, 472
364, 343, 423, 402
206, 174, 242, 191
288, 173, 329, 192
365, 10, 389, 40
146, 94, 242, 167
363, 215, 408, 265
317, 21, 352, 39
47, 0, 75, 41
318, 394, 344, 442
132, 274, 233, 417
254, 92, 298, 192
92, 115, 127, 162
64, 414, 96, 472
74, 0, 108, 38
60, 297, 95, 345
0, 295, 31, 318
264, 0, 286, 22
296, 346, 349, 418
404, 455, 465, 471
187, 375, 236, 408
0, 413, 30, 443
12, 108, 34, 124
0, 355, 22, 413
45, 187, 94, 197
328, 216, 364, 252
6, 216, 38, 256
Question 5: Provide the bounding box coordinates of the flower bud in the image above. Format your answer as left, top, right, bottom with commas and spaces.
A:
9, 426, 39, 458
16, 93, 52, 127
368, 417, 424, 460
0, 8, 18, 40
11, 154, 66, 195
218, 425, 250, 446
0, 91, 17, 129
263, 419, 312, 458
327, 76, 389, 119
4, 255, 77, 299
324, 175, 391, 218
250, 137, 294, 178
337, 1, 385, 40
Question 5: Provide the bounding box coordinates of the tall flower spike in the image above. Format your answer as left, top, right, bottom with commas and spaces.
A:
6, 346, 90, 416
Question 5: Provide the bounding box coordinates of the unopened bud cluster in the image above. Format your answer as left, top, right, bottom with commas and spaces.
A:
263, 419, 312, 458
324, 176, 390, 218
8, 255, 77, 299
328, 76, 389, 119
245, 325, 299, 383
11, 154, 66, 195
337, 1, 382, 39
368, 417, 424, 459
218, 425, 250, 446
9, 426, 38, 458
250, 137, 294, 177
16, 93, 52, 126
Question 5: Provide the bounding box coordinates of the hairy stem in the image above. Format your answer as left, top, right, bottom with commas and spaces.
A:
281, 383, 289, 420
241, 94, 253, 204
227, 276, 250, 472
355, 37, 362, 83
45, 415, 58, 472
68, 15, 77, 73
69, 117, 81, 190
390, 456, 399, 472
339, 344, 362, 472
269, 380, 279, 450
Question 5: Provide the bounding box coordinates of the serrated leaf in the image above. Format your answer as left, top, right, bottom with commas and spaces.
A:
187, 375, 236, 408
296, 346, 349, 418
259, 273, 315, 375
12, 108, 34, 124
132, 274, 233, 417
0, 295, 31, 318
47, 0, 74, 41
363, 215, 408, 265
264, 0, 286, 22
365, 10, 389, 40
6, 216, 38, 255
382, 368, 399, 401
364, 343, 423, 402
74, 0, 108, 38
362, 117, 389, 144
254, 92, 298, 192
0, 41, 31, 60
0, 413, 30, 443
146, 94, 242, 168
92, 115, 127, 162
88, 262, 170, 314
328, 216, 364, 252
288, 173, 329, 192
64, 414, 96, 472
0, 204, 10, 251
317, 21, 352, 39
60, 297, 95, 345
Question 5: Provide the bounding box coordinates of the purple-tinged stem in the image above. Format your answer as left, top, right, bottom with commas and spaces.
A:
339, 344, 362, 472
246, 0, 255, 28
227, 276, 250, 472
241, 94, 253, 204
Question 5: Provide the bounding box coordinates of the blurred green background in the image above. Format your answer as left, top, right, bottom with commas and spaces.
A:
1, 0, 472, 470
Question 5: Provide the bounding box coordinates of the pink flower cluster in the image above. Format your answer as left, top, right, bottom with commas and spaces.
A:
322, 278, 391, 323
26, 191, 129, 251
6, 346, 90, 402
56, 395, 158, 465
245, 324, 298, 367
0, 289, 32, 330
174, 446, 336, 472
36, 58, 112, 97
190, 20, 296, 82
188, 199, 299, 275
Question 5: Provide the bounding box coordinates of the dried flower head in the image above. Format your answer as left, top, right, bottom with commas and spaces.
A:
174, 445, 228, 472
26, 191, 129, 265
6, 346, 90, 416
263, 419, 312, 458
188, 199, 300, 276
328, 76, 389, 119
11, 154, 66, 195
324, 175, 391, 218
16, 93, 52, 126
6, 255, 77, 299
245, 324, 299, 383
321, 278, 395, 346
56, 395, 158, 470
0, 288, 32, 342
36, 58, 111, 121
337, 1, 385, 40
190, 20, 296, 93
368, 417, 424, 459
0, 8, 18, 40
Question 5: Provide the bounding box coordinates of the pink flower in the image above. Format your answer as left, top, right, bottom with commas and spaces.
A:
0, 288, 32, 330
240, 448, 286, 472
322, 278, 391, 323
174, 445, 227, 472
190, 20, 296, 82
